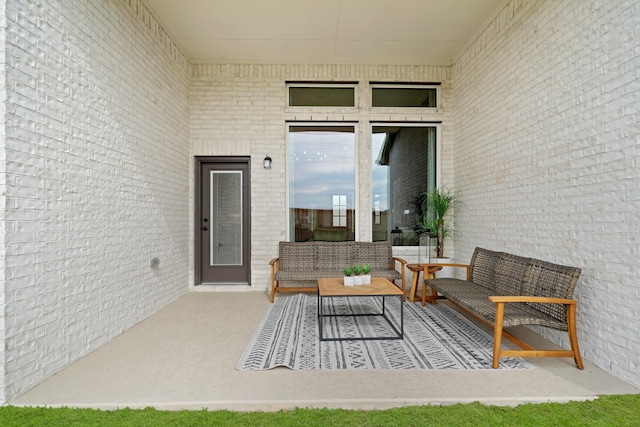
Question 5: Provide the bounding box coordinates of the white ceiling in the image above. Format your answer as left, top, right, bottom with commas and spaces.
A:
144, 0, 506, 65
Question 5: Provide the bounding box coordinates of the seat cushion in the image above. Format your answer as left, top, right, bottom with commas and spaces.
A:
427, 277, 567, 330
369, 269, 402, 282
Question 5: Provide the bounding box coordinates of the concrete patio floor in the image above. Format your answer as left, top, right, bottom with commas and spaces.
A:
12, 291, 640, 412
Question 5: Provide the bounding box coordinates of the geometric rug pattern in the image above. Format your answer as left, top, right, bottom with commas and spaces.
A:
237, 294, 533, 370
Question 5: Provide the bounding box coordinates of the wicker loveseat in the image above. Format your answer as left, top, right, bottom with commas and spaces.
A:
424, 247, 584, 369
269, 241, 407, 303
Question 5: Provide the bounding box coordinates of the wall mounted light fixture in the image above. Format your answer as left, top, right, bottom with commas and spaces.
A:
263, 156, 272, 169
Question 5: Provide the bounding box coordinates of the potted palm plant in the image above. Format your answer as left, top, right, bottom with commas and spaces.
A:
426, 187, 457, 259
414, 187, 458, 260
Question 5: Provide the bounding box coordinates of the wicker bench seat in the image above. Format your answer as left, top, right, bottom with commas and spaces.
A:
269, 241, 407, 303
424, 247, 584, 369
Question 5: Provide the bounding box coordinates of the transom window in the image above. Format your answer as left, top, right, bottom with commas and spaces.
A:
371, 83, 439, 108
287, 82, 357, 107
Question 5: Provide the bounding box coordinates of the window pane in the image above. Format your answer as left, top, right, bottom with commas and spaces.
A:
289, 126, 355, 241
372, 126, 436, 245
210, 171, 242, 265
289, 86, 355, 107
372, 87, 437, 108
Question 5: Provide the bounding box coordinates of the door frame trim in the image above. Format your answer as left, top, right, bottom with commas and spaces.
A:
194, 156, 251, 286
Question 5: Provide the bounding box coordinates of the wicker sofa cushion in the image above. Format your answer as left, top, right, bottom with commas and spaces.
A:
275, 269, 341, 281
369, 268, 402, 282
427, 277, 568, 330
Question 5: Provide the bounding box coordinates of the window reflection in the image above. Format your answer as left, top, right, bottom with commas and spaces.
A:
372, 125, 436, 245
288, 125, 355, 242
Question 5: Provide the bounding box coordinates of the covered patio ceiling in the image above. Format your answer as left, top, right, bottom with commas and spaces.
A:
144, 0, 506, 65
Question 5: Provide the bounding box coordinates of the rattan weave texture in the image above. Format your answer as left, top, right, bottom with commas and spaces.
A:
276, 241, 401, 282
427, 247, 581, 329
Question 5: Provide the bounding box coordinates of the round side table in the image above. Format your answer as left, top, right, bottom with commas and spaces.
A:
406, 263, 442, 303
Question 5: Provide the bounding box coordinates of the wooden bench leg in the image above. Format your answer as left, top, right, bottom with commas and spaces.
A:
567, 303, 584, 369
492, 302, 505, 368
269, 267, 277, 303
270, 280, 277, 303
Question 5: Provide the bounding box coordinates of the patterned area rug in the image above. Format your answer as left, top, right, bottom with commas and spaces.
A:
237, 294, 533, 370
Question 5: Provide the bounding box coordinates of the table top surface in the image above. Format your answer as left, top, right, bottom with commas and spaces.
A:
406, 263, 444, 272
317, 277, 403, 297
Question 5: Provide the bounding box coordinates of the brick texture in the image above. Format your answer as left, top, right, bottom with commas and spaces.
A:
0, 0, 190, 402
453, 0, 640, 387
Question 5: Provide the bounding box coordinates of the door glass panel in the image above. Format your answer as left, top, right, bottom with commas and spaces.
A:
210, 170, 242, 265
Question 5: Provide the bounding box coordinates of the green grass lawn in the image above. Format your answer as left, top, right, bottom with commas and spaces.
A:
1, 394, 639, 426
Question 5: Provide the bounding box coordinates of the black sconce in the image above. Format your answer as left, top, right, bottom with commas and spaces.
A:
263, 156, 272, 169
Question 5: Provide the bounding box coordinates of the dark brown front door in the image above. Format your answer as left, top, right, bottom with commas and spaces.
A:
196, 157, 250, 285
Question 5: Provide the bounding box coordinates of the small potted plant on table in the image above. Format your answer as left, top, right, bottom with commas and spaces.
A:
343, 266, 354, 286
352, 265, 363, 285
362, 264, 371, 285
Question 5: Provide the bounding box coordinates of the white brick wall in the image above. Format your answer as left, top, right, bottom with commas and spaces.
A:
1, 0, 190, 403
0, 0, 7, 403
453, 0, 640, 387
189, 64, 454, 292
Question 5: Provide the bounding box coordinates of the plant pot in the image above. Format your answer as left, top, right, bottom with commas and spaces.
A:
353, 275, 362, 285
343, 276, 354, 286
361, 274, 371, 285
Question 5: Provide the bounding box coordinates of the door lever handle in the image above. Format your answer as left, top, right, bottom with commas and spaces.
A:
202, 226, 208, 231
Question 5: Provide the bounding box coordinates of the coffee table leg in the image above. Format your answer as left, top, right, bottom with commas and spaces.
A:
318, 294, 324, 341
400, 294, 404, 338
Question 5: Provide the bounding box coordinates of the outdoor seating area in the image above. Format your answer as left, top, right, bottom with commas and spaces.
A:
269, 241, 407, 302
424, 247, 583, 369
268, 241, 584, 371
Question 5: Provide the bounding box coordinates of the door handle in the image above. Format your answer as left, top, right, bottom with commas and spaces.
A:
202, 226, 208, 231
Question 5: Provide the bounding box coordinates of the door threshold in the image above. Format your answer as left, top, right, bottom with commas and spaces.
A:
192, 284, 254, 293
194, 282, 251, 289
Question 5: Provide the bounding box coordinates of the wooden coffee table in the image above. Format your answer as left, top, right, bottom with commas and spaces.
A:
317, 277, 404, 341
